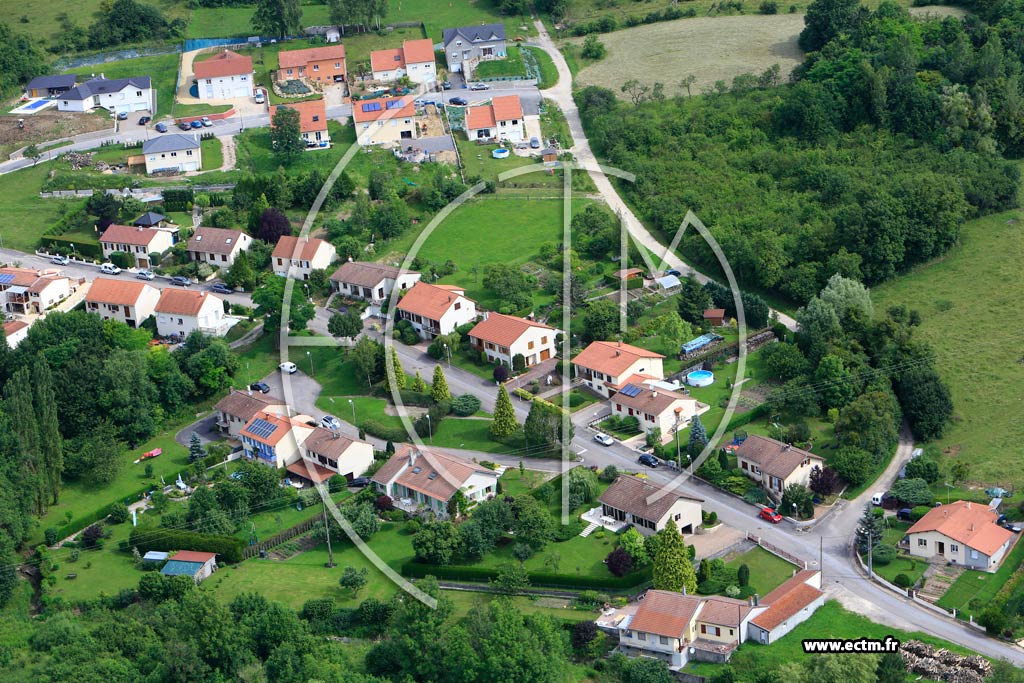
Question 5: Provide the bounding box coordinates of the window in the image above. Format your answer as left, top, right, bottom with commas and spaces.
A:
186, 150, 193, 156
675, 513, 681, 521
241, 76, 247, 81
136, 90, 142, 97
659, 636, 669, 645
312, 115, 320, 122
170, 152, 177, 157
918, 539, 928, 547
729, 629, 734, 636
971, 549, 979, 559
287, 69, 293, 75
636, 632, 646, 642
541, 336, 548, 344
313, 64, 319, 71
528, 341, 534, 349
454, 302, 461, 310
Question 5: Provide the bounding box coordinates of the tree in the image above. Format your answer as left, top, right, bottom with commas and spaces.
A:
950, 460, 970, 484
567, 466, 599, 510
492, 562, 531, 595
652, 519, 697, 593
269, 103, 305, 162
799, 0, 862, 52
482, 263, 534, 311
571, 620, 599, 655
678, 277, 713, 324
622, 656, 674, 683
904, 456, 940, 484
895, 366, 953, 441
657, 312, 691, 356
855, 503, 883, 554
252, 0, 301, 39
24, 144, 42, 166
582, 299, 619, 342
430, 365, 452, 403
256, 208, 292, 244
351, 335, 383, 386
412, 521, 461, 565
606, 547, 634, 576
688, 413, 708, 457
411, 370, 427, 393
187, 432, 207, 464
388, 346, 406, 391
581, 35, 606, 60
621, 79, 651, 105
737, 563, 750, 587
32, 359, 63, 505
618, 526, 650, 565
809, 465, 840, 496
509, 494, 554, 548
338, 566, 368, 597
875, 652, 906, 683
328, 310, 362, 340
830, 447, 873, 486
763, 343, 809, 382
224, 250, 256, 290
524, 399, 572, 451
781, 483, 814, 519
490, 385, 518, 440
978, 605, 1009, 635
814, 354, 856, 411
889, 478, 933, 507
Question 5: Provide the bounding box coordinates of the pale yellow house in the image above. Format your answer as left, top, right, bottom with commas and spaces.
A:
735, 435, 824, 502
468, 312, 559, 369
906, 500, 1015, 572
609, 382, 709, 444
572, 341, 665, 398
352, 97, 419, 147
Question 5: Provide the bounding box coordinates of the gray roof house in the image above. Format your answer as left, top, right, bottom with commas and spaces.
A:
143, 134, 200, 155
26, 75, 77, 97
442, 23, 507, 78
142, 134, 203, 175
57, 75, 154, 114
61, 76, 152, 100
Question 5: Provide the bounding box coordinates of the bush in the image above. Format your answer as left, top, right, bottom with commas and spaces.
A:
108, 251, 132, 269
893, 573, 912, 588
128, 527, 245, 564
606, 547, 634, 577
872, 544, 897, 566
910, 506, 932, 522
759, 0, 778, 13
401, 561, 652, 589
697, 580, 725, 594
81, 524, 104, 549
108, 504, 130, 524
599, 465, 619, 483
359, 419, 408, 443
44, 528, 58, 546
403, 520, 421, 535
451, 394, 481, 416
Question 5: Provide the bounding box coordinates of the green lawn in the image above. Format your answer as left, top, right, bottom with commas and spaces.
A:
523, 47, 559, 88
455, 137, 562, 189
724, 546, 797, 596
46, 520, 143, 603
232, 120, 353, 174
872, 210, 1024, 491
0, 163, 81, 252
540, 99, 572, 148
4, 0, 187, 48
171, 103, 234, 118
476, 45, 527, 79
499, 468, 554, 498
872, 554, 928, 589
201, 136, 224, 170
937, 533, 1024, 618
65, 52, 180, 117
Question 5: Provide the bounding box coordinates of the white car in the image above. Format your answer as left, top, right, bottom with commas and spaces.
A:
320, 415, 342, 430
100, 263, 122, 275
469, 82, 490, 91
254, 90, 266, 104
593, 432, 614, 446
279, 361, 298, 374
51, 254, 70, 266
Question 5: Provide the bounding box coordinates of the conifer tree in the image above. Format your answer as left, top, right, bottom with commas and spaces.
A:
389, 346, 406, 390
652, 519, 698, 593
411, 370, 427, 393
431, 365, 451, 403
490, 384, 518, 440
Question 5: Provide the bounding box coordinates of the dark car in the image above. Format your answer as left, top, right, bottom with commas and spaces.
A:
896, 508, 914, 521
449, 96, 468, 106
638, 454, 659, 468
138, 116, 151, 125
349, 477, 371, 488
208, 282, 233, 294
155, 122, 168, 133
190, 120, 203, 129
442, 81, 452, 90
249, 382, 271, 394
666, 269, 682, 277
170, 276, 191, 287
178, 121, 191, 131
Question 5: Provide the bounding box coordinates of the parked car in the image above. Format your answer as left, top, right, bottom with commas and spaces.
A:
593, 432, 614, 446
529, 136, 540, 149
177, 121, 191, 131
100, 263, 122, 275
170, 276, 191, 287
638, 453, 659, 468
666, 269, 682, 277
279, 361, 298, 374
249, 382, 271, 394
320, 415, 342, 430
50, 254, 70, 266
155, 122, 168, 133
871, 491, 886, 506
469, 82, 490, 91
136, 270, 155, 281
201, 117, 213, 127
449, 96, 468, 106
349, 477, 371, 488
759, 507, 783, 523
190, 120, 203, 129
896, 508, 914, 521
138, 116, 151, 125
442, 81, 452, 90
208, 282, 233, 294
117, 111, 128, 120
254, 90, 266, 104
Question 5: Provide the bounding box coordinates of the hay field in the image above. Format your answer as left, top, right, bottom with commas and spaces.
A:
572, 14, 806, 97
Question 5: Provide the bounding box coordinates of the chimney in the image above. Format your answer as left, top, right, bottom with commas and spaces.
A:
966, 501, 971, 510
651, 390, 658, 398
753, 593, 759, 607
409, 449, 417, 467
681, 585, 686, 595
615, 350, 620, 357
970, 523, 975, 531
617, 340, 622, 347
348, 256, 353, 262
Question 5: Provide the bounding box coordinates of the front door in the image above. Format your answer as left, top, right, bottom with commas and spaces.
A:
937, 541, 945, 555
540, 349, 551, 361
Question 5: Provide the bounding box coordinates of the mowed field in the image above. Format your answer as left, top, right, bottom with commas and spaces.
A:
872, 210, 1024, 490
571, 15, 805, 97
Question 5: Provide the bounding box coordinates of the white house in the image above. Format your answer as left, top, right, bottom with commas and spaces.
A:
610, 382, 709, 444
572, 341, 665, 398
270, 99, 330, 148
57, 75, 153, 114
84, 277, 160, 328
746, 570, 825, 644
735, 435, 825, 502
142, 134, 202, 174
154, 289, 227, 339
352, 97, 419, 147
240, 410, 315, 469
272, 236, 337, 280
370, 38, 436, 83
371, 445, 499, 518
442, 24, 506, 78
329, 260, 420, 305
213, 389, 288, 440
187, 227, 252, 268
597, 474, 703, 536
99, 224, 175, 269
905, 500, 1015, 572
0, 266, 73, 315
294, 429, 375, 483
468, 312, 558, 369
465, 95, 525, 143
193, 50, 255, 100
2, 320, 29, 348
395, 281, 477, 340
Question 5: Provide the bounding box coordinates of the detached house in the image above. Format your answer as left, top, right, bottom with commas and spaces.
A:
85, 277, 160, 328
0, 267, 73, 315
213, 389, 288, 440
371, 445, 499, 518
610, 382, 709, 443
572, 341, 665, 398
100, 224, 175, 269
370, 39, 436, 83
270, 99, 330, 148
187, 227, 252, 267
272, 236, 336, 280
142, 134, 202, 174
193, 50, 255, 100
57, 75, 153, 114
468, 312, 557, 368
905, 500, 1015, 572
26, 75, 76, 98
395, 281, 477, 340
161, 551, 218, 582
2, 321, 29, 348
293, 429, 374, 485
278, 44, 347, 83
352, 97, 419, 147
154, 289, 227, 339
597, 474, 703, 536
240, 410, 315, 469
442, 24, 507, 78
747, 570, 825, 644
329, 260, 420, 305
735, 435, 824, 501
465, 95, 525, 143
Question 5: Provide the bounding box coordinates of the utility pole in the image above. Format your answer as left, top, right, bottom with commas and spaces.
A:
819, 535, 823, 575
867, 540, 873, 580
323, 502, 335, 568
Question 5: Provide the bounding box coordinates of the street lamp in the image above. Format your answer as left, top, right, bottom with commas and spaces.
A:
944, 482, 954, 505
443, 342, 451, 368
792, 502, 798, 519
306, 350, 314, 377
674, 407, 683, 468
426, 413, 432, 443
348, 398, 356, 425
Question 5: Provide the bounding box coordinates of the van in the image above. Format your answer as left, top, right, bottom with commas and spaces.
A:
871, 492, 885, 506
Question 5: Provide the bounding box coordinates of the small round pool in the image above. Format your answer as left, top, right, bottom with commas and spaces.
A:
492, 148, 510, 159
686, 370, 715, 388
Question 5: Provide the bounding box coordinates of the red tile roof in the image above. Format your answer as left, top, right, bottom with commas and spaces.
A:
371, 48, 405, 73
352, 97, 416, 123
402, 38, 435, 64
908, 500, 1014, 556
572, 341, 664, 378
750, 571, 823, 631
155, 289, 220, 317
396, 281, 472, 321
278, 44, 346, 70
3, 320, 28, 336
629, 590, 702, 638
170, 550, 216, 563
214, 389, 284, 422
467, 95, 523, 131
272, 236, 330, 261
100, 223, 161, 247
703, 308, 726, 320
465, 104, 495, 130
697, 596, 753, 627
85, 278, 153, 306
194, 50, 253, 79
468, 313, 554, 348
287, 460, 337, 484
270, 99, 328, 133
371, 445, 496, 502
241, 410, 304, 446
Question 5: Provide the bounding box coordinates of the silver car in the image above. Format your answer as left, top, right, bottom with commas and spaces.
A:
136, 270, 155, 280
593, 432, 615, 446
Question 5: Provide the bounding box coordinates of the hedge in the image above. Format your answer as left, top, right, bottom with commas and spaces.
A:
401, 560, 653, 590
40, 236, 102, 260
359, 419, 408, 443
723, 402, 770, 433
129, 527, 245, 564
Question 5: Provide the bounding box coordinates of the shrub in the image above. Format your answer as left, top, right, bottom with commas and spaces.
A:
910, 506, 932, 522
759, 0, 778, 13
403, 520, 421, 536
697, 580, 724, 594
872, 544, 897, 566
893, 573, 912, 588
606, 547, 634, 577
81, 524, 104, 549
451, 394, 481, 416
374, 495, 394, 512
44, 528, 58, 546
108, 504, 130, 524
737, 563, 750, 587
128, 527, 245, 564
599, 465, 619, 483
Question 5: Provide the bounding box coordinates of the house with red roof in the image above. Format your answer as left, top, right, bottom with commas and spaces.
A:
160, 551, 218, 582
572, 340, 665, 398
278, 44, 346, 84
352, 97, 419, 147
746, 570, 825, 644
85, 277, 160, 328
270, 99, 331, 148
370, 38, 436, 83
465, 95, 525, 143
371, 445, 499, 518
395, 281, 477, 339
468, 312, 558, 369
0, 266, 74, 315
272, 236, 337, 280
193, 49, 255, 100
2, 320, 29, 348
100, 224, 175, 269
154, 289, 227, 339
906, 499, 1016, 572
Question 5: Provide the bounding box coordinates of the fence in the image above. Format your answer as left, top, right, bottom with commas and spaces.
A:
182, 35, 305, 52
745, 531, 809, 569
675, 674, 707, 683
851, 539, 959, 620
243, 516, 319, 559
55, 45, 180, 71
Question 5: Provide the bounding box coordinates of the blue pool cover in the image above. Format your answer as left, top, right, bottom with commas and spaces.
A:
681, 334, 722, 354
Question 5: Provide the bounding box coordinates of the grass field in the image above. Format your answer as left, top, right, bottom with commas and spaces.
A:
2, 0, 188, 48
64, 53, 181, 118
872, 211, 1024, 491
0, 163, 81, 252
570, 15, 805, 98
523, 47, 558, 89
476, 45, 527, 79
233, 120, 352, 173
937, 533, 1024, 618
724, 546, 797, 596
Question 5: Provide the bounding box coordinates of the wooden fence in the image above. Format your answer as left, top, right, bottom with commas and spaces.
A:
745, 531, 808, 569
242, 517, 318, 560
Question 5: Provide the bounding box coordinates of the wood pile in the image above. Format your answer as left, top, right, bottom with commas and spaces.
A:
900, 640, 992, 683
62, 151, 109, 172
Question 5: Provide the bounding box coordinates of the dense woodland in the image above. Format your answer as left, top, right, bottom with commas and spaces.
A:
579, 0, 1024, 302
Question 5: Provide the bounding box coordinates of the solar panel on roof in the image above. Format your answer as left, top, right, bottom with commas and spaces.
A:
247, 418, 278, 439
361, 102, 381, 112
0, 274, 15, 285
620, 384, 643, 398
412, 466, 421, 474
386, 99, 404, 109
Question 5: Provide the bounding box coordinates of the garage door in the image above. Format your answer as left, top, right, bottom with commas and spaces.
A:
540, 349, 551, 361
184, 162, 198, 172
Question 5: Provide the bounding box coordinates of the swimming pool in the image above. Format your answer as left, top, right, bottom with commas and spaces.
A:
686, 370, 715, 388
11, 98, 57, 115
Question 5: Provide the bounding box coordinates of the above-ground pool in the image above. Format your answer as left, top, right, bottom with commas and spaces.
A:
492, 148, 510, 159
686, 370, 715, 388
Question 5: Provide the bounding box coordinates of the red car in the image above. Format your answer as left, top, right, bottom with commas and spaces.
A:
758, 507, 783, 524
